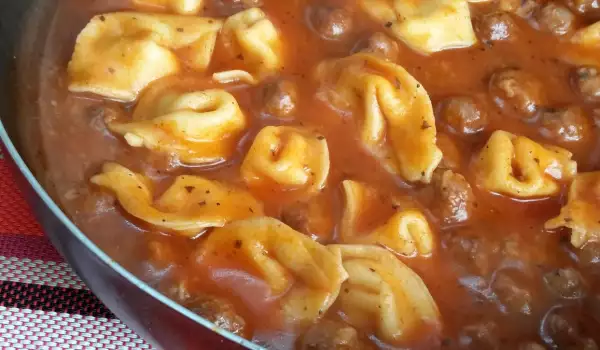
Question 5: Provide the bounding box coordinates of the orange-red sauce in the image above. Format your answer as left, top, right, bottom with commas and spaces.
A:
34, 0, 600, 348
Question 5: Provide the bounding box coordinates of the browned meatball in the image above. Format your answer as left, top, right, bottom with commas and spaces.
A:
476, 12, 519, 43
535, 3, 575, 36
280, 196, 334, 241
214, 0, 263, 16
433, 169, 475, 226
491, 270, 534, 314
262, 79, 298, 118
579, 241, 600, 268
489, 68, 546, 121
572, 66, 600, 103
519, 342, 546, 350
187, 295, 247, 336
308, 6, 354, 41
566, 0, 600, 15
499, 0, 541, 17
540, 306, 599, 349
543, 268, 586, 299
538, 106, 592, 143
443, 231, 498, 277
300, 320, 373, 350
161, 278, 246, 336
356, 32, 399, 61
586, 294, 600, 324
437, 96, 488, 135
458, 322, 500, 349
436, 133, 463, 171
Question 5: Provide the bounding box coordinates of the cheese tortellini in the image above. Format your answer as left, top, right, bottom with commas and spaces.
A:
90, 163, 263, 237
358, 0, 477, 54
475, 130, 577, 198
197, 217, 348, 324
545, 172, 600, 248
68, 12, 222, 102
315, 53, 442, 184
132, 0, 204, 14
565, 21, 600, 66
341, 180, 434, 257
106, 87, 247, 165
213, 8, 283, 84
241, 126, 330, 196
328, 245, 441, 344
572, 21, 600, 47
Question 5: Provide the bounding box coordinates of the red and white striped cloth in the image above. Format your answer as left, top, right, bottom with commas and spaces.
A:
0, 148, 153, 349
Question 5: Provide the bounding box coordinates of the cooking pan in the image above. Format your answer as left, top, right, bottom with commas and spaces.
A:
0, 2, 258, 349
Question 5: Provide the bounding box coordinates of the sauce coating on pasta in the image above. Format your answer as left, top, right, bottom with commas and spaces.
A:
37, 0, 600, 348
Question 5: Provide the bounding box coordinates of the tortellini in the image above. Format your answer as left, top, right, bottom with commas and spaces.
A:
132, 0, 204, 14
358, 0, 477, 54
545, 172, 600, 248
474, 130, 577, 198
565, 22, 600, 66
328, 245, 441, 344
315, 53, 442, 184
68, 13, 222, 101
572, 21, 600, 48
106, 87, 246, 165
213, 8, 283, 84
341, 180, 434, 257
90, 163, 263, 237
241, 126, 330, 196
197, 217, 348, 324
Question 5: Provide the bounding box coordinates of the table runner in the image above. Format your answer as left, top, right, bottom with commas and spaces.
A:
0, 148, 153, 349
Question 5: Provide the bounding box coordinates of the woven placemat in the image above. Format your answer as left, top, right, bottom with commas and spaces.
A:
0, 147, 153, 349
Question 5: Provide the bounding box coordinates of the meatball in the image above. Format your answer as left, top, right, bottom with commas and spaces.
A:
535, 3, 575, 36
280, 196, 334, 241
433, 169, 476, 226
262, 79, 298, 118
578, 242, 600, 268
586, 294, 600, 324
499, 0, 541, 17
566, 0, 600, 15
458, 322, 500, 349
476, 12, 519, 43
356, 32, 400, 61
540, 306, 598, 350
538, 106, 592, 143
187, 295, 247, 336
543, 268, 586, 299
437, 133, 463, 171
300, 320, 373, 350
491, 270, 534, 315
572, 66, 600, 103
308, 6, 354, 41
519, 342, 546, 350
214, 0, 263, 16
443, 231, 498, 277
489, 68, 546, 121
437, 96, 488, 136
